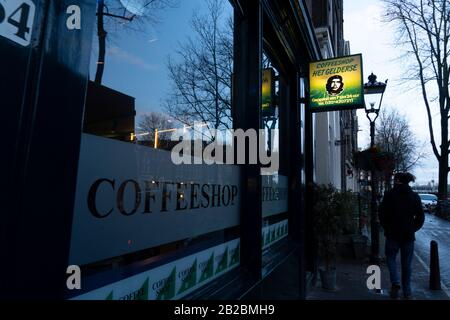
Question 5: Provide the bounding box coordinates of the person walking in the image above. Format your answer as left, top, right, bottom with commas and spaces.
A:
378, 172, 425, 299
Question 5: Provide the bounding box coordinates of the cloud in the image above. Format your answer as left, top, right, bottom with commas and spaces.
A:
347, 4, 383, 33
107, 46, 159, 71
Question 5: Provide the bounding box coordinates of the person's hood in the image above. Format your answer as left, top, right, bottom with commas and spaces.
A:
393, 184, 412, 194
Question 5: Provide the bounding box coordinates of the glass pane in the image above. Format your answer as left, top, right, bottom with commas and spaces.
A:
85, 0, 233, 150
69, 0, 239, 300
261, 52, 289, 275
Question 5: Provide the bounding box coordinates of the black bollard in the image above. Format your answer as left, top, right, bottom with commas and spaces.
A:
429, 240, 441, 290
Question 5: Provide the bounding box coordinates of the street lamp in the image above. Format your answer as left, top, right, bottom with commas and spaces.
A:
364, 73, 387, 264
364, 73, 387, 146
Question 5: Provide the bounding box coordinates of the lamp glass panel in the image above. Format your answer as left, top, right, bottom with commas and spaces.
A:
364, 92, 383, 112
367, 112, 378, 122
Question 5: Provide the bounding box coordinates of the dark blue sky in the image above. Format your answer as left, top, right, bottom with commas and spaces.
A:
89, 0, 233, 120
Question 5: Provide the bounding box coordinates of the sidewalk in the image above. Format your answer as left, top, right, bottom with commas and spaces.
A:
242, 240, 450, 300
306, 251, 450, 300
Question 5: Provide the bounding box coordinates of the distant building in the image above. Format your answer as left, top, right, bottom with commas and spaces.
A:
84, 81, 136, 142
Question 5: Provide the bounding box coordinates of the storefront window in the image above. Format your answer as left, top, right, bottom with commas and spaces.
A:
68, 0, 239, 300
260, 52, 289, 275
84, 0, 233, 149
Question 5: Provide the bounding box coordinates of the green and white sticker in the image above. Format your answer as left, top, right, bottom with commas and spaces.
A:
71, 238, 240, 300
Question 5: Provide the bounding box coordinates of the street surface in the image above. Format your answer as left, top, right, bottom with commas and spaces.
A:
305, 212, 450, 300
414, 213, 450, 296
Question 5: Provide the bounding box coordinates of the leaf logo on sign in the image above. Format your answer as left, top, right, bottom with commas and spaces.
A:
105, 291, 113, 300
229, 243, 240, 267
178, 260, 197, 295
137, 278, 149, 300
156, 268, 176, 300
199, 254, 214, 283
215, 248, 228, 274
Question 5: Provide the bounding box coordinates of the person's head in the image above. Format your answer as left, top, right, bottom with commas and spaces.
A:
394, 172, 416, 185
326, 75, 344, 96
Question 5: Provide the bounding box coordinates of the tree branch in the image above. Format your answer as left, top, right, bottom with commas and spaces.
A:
400, 7, 441, 161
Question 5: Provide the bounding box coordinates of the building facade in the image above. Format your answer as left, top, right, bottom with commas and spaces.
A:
0, 0, 355, 299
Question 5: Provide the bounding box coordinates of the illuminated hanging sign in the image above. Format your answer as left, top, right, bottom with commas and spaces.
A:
262, 68, 275, 117
309, 54, 364, 112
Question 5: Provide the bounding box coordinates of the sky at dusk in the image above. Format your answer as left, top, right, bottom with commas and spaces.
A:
344, 0, 440, 185
89, 0, 233, 121
90, 0, 440, 185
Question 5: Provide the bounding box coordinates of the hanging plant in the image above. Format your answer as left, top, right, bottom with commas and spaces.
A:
354, 147, 395, 173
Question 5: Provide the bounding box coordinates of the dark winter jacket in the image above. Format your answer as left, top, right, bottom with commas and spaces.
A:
378, 184, 425, 242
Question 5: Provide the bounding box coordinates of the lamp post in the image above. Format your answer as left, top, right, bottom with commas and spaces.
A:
364, 73, 387, 264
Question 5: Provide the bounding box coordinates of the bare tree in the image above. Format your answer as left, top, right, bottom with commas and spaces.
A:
137, 111, 173, 143
164, 0, 233, 134
375, 108, 426, 172
383, 0, 450, 199
95, 0, 178, 84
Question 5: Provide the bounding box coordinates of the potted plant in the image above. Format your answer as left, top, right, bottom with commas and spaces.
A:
312, 184, 341, 290
333, 190, 356, 259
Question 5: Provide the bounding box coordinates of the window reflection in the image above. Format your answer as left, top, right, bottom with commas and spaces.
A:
84, 0, 234, 153
261, 51, 289, 273
78, 0, 237, 275
261, 53, 280, 163
84, 81, 136, 142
